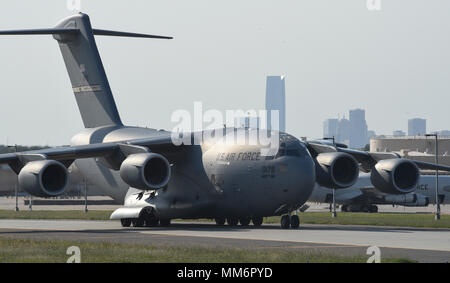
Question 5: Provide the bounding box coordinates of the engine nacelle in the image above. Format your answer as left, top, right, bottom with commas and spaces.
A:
18, 160, 69, 197
315, 152, 359, 188
370, 159, 420, 195
119, 153, 171, 190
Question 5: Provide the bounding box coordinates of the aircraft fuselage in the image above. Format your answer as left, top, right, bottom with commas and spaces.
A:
72, 126, 316, 219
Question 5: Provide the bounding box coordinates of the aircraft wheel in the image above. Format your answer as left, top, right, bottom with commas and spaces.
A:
160, 219, 171, 227
239, 217, 251, 226
252, 216, 263, 227
280, 215, 291, 229
369, 205, 378, 213
121, 218, 131, 227
132, 218, 144, 227
341, 205, 348, 212
145, 217, 159, 227
215, 217, 226, 226
227, 217, 239, 227
347, 205, 358, 212
290, 215, 300, 229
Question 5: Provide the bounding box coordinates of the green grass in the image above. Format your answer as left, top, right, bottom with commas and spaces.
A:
0, 237, 413, 263
0, 210, 449, 228
0, 210, 113, 221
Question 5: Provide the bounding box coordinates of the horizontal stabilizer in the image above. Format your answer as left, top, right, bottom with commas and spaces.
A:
0, 28, 79, 35
0, 28, 172, 39
92, 29, 172, 39
0, 13, 172, 128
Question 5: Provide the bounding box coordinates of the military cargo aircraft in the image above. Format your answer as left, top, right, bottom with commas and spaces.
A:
0, 13, 449, 229
309, 173, 450, 213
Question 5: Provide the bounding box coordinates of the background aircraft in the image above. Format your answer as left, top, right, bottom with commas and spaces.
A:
0, 13, 449, 229
309, 173, 450, 212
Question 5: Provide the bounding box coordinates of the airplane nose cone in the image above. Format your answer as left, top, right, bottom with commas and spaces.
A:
282, 154, 316, 205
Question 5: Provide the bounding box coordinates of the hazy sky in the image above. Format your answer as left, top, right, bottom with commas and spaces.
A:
0, 0, 449, 145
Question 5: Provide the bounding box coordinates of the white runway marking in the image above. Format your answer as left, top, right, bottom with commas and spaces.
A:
0, 219, 449, 252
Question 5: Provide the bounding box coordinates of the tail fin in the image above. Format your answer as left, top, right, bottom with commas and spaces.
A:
0, 13, 172, 128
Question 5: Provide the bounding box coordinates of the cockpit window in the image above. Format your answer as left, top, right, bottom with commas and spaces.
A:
275, 142, 286, 159
274, 133, 308, 159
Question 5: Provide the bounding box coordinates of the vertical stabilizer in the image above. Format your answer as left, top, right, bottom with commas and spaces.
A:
0, 13, 172, 129
53, 13, 122, 128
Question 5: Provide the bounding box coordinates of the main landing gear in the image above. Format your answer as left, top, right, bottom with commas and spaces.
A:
120, 207, 169, 228
341, 204, 378, 213
280, 214, 300, 229
214, 216, 264, 227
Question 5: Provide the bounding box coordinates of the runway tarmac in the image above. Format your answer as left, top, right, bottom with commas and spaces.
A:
0, 219, 449, 262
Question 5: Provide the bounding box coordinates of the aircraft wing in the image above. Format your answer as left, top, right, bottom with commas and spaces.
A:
0, 134, 184, 173
306, 142, 450, 172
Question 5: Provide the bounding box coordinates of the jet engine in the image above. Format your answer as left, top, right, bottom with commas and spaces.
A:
315, 152, 359, 188
18, 160, 69, 197
370, 159, 420, 195
119, 153, 171, 190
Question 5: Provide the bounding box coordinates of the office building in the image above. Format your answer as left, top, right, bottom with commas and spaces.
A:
323, 119, 339, 139
349, 109, 368, 149
408, 118, 427, 136
265, 76, 286, 132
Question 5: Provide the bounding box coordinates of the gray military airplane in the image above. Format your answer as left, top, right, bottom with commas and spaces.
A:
1, 13, 450, 229
309, 173, 450, 213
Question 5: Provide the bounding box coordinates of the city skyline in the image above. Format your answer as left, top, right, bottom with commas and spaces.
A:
324, 109, 450, 149
323, 109, 370, 149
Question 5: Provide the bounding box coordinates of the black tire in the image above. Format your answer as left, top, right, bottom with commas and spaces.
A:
215, 217, 226, 226
239, 217, 251, 226
369, 205, 378, 213
347, 205, 358, 213
145, 217, 159, 227
132, 218, 144, 227
252, 216, 263, 227
227, 217, 239, 227
290, 215, 300, 229
341, 205, 348, 212
160, 218, 171, 227
121, 218, 131, 227
280, 215, 291, 229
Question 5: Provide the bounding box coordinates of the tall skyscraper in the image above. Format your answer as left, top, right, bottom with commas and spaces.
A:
349, 109, 368, 149
323, 119, 339, 139
337, 117, 350, 146
265, 76, 286, 132
408, 118, 427, 136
